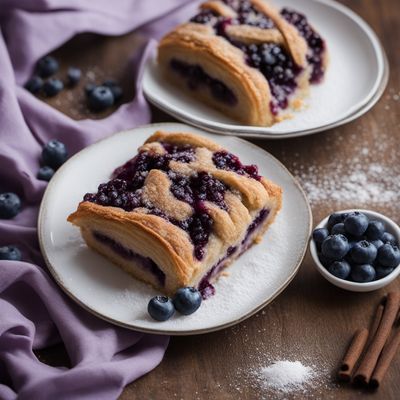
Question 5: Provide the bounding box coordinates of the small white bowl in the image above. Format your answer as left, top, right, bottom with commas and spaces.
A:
310, 209, 400, 292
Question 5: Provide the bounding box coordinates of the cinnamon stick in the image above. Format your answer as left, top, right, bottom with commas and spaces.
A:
366, 303, 385, 347
338, 328, 369, 382
370, 319, 400, 389
353, 292, 400, 385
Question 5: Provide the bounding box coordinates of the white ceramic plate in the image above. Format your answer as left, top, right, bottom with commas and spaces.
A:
143, 0, 387, 139
38, 123, 312, 335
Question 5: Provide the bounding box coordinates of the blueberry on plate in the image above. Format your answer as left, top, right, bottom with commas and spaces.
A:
321, 234, 349, 260
328, 260, 351, 280
381, 232, 397, 246
103, 80, 123, 102
344, 212, 369, 237
41, 140, 68, 169
371, 239, 384, 249
88, 86, 114, 111
331, 223, 346, 235
43, 78, 64, 97
0, 193, 21, 219
173, 287, 202, 315
349, 240, 377, 264
0, 245, 22, 261
375, 265, 394, 280
67, 67, 81, 87
366, 220, 385, 240
37, 166, 55, 181
312, 228, 329, 245
351, 264, 376, 283
148, 296, 175, 321
36, 55, 59, 78
25, 76, 43, 94
327, 212, 347, 230
377, 244, 400, 268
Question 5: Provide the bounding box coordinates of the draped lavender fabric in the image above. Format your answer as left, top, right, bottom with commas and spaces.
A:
0, 1, 199, 399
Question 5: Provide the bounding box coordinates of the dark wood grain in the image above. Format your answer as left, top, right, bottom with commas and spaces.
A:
34, 1, 400, 398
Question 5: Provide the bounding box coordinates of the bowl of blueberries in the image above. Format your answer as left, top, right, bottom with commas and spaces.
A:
310, 210, 400, 292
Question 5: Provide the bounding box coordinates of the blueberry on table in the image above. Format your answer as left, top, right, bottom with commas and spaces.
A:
0, 193, 21, 219
67, 67, 81, 87
366, 220, 385, 240
312, 228, 329, 245
173, 287, 202, 315
344, 212, 369, 237
349, 240, 377, 264
381, 232, 397, 246
148, 296, 175, 321
321, 234, 349, 260
331, 223, 346, 236
377, 244, 400, 268
350, 264, 376, 283
327, 212, 347, 230
43, 78, 64, 97
41, 140, 68, 169
88, 86, 114, 111
0, 245, 22, 261
36, 55, 59, 78
37, 166, 55, 181
25, 76, 43, 94
328, 260, 351, 280
371, 239, 384, 249
375, 265, 394, 280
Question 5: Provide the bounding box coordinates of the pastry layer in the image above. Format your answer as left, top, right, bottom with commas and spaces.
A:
68, 131, 282, 297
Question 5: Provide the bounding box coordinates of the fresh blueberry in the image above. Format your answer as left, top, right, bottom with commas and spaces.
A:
147, 296, 175, 321
349, 240, 377, 264
375, 265, 394, 280
67, 67, 81, 87
41, 140, 68, 169
0, 245, 22, 261
43, 78, 64, 97
344, 212, 369, 237
327, 212, 347, 230
331, 223, 346, 235
0, 193, 21, 219
371, 239, 384, 249
328, 260, 351, 280
318, 252, 333, 267
312, 228, 329, 245
36, 55, 59, 78
381, 232, 397, 246
87, 86, 114, 111
351, 264, 376, 282
85, 83, 96, 95
25, 76, 43, 94
37, 166, 55, 181
321, 234, 349, 260
103, 80, 123, 102
377, 244, 400, 268
366, 220, 385, 240
173, 287, 202, 315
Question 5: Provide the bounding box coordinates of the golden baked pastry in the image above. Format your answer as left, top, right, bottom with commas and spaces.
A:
158, 0, 328, 126
68, 131, 282, 298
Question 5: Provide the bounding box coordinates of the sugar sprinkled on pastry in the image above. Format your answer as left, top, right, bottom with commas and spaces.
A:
68, 131, 282, 298
158, 0, 328, 126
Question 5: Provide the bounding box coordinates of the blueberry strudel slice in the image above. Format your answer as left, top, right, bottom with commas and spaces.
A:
68, 131, 282, 298
158, 0, 328, 126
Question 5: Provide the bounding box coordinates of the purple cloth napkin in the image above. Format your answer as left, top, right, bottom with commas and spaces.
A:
0, 1, 199, 399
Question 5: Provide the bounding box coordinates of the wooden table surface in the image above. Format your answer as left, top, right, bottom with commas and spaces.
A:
36, 0, 400, 398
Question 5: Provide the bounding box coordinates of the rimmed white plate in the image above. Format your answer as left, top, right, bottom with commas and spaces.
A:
38, 123, 312, 335
143, 0, 388, 139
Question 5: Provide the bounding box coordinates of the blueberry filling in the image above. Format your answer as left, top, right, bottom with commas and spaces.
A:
213, 150, 261, 180
93, 231, 166, 286
281, 8, 326, 83
170, 59, 238, 106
